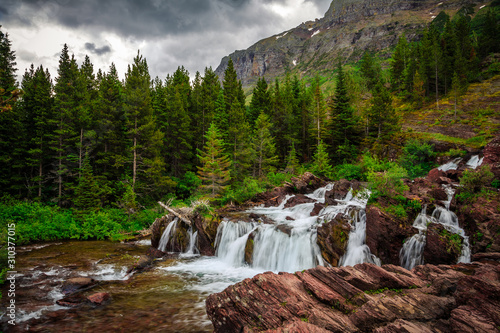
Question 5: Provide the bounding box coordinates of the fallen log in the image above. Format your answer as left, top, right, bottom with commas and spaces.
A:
158, 201, 192, 226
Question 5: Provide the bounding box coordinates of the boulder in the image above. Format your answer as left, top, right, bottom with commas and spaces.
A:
61, 277, 96, 295
286, 172, 326, 194
422, 223, 462, 265
310, 202, 325, 217
427, 168, 446, 183
244, 231, 256, 265
324, 179, 360, 204
87, 292, 111, 306
365, 206, 416, 265
283, 194, 315, 208
316, 213, 351, 266
192, 213, 218, 256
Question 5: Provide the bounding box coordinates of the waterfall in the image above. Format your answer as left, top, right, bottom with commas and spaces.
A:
209, 184, 379, 273
465, 155, 483, 169
438, 157, 462, 171
158, 218, 179, 252
340, 209, 381, 267
400, 187, 471, 269
181, 227, 199, 257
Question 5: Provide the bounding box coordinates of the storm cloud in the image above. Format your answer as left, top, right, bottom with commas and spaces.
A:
2, 0, 331, 81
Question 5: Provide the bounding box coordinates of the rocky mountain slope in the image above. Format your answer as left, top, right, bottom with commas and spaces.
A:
215, 0, 490, 88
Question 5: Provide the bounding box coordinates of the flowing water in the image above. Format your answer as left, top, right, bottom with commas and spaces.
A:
400, 186, 471, 270
5, 183, 382, 331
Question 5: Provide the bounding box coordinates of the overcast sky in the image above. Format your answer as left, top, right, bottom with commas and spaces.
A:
1, 0, 331, 83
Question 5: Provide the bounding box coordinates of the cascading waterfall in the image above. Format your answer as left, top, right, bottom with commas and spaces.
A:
340, 209, 381, 267
158, 218, 179, 252
438, 157, 462, 171
211, 184, 380, 272
465, 155, 483, 169
400, 186, 471, 270
158, 218, 200, 255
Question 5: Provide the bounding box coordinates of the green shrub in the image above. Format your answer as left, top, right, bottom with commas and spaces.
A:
333, 163, 363, 181
456, 165, 495, 203
266, 172, 293, 187
367, 164, 409, 200
400, 139, 435, 178
175, 171, 201, 200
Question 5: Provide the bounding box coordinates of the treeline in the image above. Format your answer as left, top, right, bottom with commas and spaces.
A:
0, 4, 498, 210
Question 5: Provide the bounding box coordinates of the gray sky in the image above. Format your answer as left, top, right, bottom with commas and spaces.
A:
1, 0, 331, 82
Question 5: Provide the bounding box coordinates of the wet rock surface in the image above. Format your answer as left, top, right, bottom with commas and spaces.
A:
206, 262, 500, 333
316, 213, 351, 266
423, 223, 462, 265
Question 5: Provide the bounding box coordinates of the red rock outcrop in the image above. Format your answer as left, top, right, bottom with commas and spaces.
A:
316, 213, 351, 266
283, 194, 316, 208
365, 206, 416, 265
206, 262, 500, 333
423, 223, 463, 265
483, 134, 500, 179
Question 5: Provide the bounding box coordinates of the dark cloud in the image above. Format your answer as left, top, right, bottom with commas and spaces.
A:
84, 42, 111, 55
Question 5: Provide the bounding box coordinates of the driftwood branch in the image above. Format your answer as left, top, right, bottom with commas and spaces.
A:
158, 201, 191, 226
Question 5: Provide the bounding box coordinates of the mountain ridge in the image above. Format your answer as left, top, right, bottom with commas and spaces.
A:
215, 0, 489, 89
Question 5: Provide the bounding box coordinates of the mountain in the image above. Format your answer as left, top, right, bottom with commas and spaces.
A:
215, 0, 489, 88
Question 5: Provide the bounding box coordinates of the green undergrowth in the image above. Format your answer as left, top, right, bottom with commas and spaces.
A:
0, 200, 161, 245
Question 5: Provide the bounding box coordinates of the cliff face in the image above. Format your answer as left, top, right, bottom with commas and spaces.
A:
215, 0, 488, 88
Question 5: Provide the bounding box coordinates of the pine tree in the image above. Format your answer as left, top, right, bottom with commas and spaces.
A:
0, 26, 18, 111
252, 112, 278, 178
197, 123, 231, 198
248, 77, 271, 127
22, 65, 55, 199
360, 52, 381, 90
52, 44, 80, 205
200, 67, 221, 147
390, 34, 409, 92
124, 52, 164, 194
311, 140, 333, 178
73, 152, 101, 211
329, 61, 359, 161
285, 142, 300, 175
310, 76, 327, 147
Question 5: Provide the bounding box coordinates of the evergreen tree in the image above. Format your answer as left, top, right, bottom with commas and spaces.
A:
309, 76, 327, 147
367, 82, 400, 157
390, 33, 409, 92
360, 52, 381, 90
285, 142, 300, 175
329, 61, 359, 162
22, 65, 55, 199
52, 44, 80, 205
0, 26, 18, 111
252, 112, 278, 178
95, 63, 127, 188
197, 123, 231, 198
248, 77, 271, 127
200, 67, 221, 147
73, 152, 101, 211
311, 140, 333, 177
124, 52, 164, 195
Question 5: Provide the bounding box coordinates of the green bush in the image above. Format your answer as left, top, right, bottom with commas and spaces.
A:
333, 163, 363, 181
175, 171, 201, 200
367, 164, 409, 200
266, 172, 293, 187
400, 139, 435, 178
456, 165, 495, 203
222, 178, 266, 205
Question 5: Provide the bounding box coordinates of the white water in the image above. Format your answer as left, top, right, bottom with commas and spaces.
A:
438, 157, 462, 171
158, 218, 179, 252
400, 187, 471, 269
465, 155, 483, 169
340, 210, 381, 267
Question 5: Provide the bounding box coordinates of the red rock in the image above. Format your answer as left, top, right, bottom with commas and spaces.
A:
145, 246, 165, 258
310, 202, 325, 216
483, 134, 500, 179
423, 223, 462, 266
61, 277, 96, 295
324, 179, 360, 204
427, 168, 446, 183
316, 213, 350, 266
287, 172, 326, 194
87, 292, 111, 305
373, 319, 434, 333
365, 206, 416, 265
284, 194, 315, 208
260, 320, 331, 332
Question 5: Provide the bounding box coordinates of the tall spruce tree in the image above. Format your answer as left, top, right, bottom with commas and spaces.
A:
124, 52, 164, 194
248, 77, 271, 127
197, 123, 231, 198
52, 44, 80, 205
310, 76, 327, 147
311, 140, 333, 177
252, 112, 278, 178
0, 26, 18, 111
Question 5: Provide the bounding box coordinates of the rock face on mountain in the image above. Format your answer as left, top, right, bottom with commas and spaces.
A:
206, 261, 500, 332
215, 0, 488, 88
